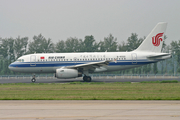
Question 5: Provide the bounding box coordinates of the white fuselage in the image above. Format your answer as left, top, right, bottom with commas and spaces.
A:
8, 51, 170, 74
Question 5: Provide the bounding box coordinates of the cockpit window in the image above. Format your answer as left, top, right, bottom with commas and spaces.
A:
16, 59, 21, 62
16, 59, 24, 62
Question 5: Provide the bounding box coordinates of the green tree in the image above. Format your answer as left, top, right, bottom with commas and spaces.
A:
42, 38, 54, 53
0, 39, 9, 59
160, 35, 167, 74
147, 64, 151, 74
14, 36, 28, 59
137, 67, 142, 74
101, 34, 118, 52
0, 38, 15, 61
118, 41, 127, 52
161, 35, 167, 52
1, 59, 8, 74
55, 40, 66, 53
65, 37, 81, 52
163, 45, 171, 74
81, 35, 99, 52
170, 40, 180, 66
8, 38, 15, 61
131, 68, 135, 74
28, 34, 53, 53
0, 59, 2, 74
142, 65, 148, 74
126, 33, 144, 51
153, 63, 158, 74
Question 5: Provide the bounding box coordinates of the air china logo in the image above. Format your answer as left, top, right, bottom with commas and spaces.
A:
152, 33, 164, 46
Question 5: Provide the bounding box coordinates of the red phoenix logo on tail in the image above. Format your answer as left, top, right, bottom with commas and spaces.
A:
152, 33, 164, 46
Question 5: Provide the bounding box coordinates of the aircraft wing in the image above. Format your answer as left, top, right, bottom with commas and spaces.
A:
65, 60, 112, 70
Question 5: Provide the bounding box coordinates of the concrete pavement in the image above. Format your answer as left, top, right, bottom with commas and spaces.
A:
0, 100, 180, 120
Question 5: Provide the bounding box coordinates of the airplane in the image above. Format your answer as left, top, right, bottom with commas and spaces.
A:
9, 22, 171, 82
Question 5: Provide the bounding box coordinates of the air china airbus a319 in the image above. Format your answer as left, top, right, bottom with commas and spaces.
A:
9, 22, 171, 82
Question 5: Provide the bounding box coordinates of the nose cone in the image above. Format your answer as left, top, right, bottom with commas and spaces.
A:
8, 64, 13, 70
9, 63, 15, 71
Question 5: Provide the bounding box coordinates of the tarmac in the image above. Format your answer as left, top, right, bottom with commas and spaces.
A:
1, 78, 180, 120
0, 100, 180, 120
0, 77, 180, 83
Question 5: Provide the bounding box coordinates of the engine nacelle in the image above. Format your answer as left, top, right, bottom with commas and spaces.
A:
56, 69, 82, 79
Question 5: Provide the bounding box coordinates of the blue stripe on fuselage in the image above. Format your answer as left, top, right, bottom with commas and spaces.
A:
9, 60, 155, 68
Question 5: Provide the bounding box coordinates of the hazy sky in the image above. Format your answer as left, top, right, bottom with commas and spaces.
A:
0, 0, 180, 45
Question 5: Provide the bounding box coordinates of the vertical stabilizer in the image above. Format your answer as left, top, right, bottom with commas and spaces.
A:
134, 22, 167, 53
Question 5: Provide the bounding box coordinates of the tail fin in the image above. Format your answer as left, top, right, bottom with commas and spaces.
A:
134, 22, 167, 53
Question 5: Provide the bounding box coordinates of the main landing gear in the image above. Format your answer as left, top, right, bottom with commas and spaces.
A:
83, 76, 92, 82
31, 74, 36, 83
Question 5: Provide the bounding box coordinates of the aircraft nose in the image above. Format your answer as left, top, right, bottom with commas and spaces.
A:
8, 63, 15, 71
8, 64, 12, 70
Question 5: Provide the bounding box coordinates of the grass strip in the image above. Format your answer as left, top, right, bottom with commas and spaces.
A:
0, 81, 180, 100
140, 80, 178, 83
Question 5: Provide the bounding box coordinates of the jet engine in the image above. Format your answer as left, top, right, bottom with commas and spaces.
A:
56, 68, 82, 79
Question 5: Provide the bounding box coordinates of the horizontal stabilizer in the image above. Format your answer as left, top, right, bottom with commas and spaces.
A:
147, 53, 171, 60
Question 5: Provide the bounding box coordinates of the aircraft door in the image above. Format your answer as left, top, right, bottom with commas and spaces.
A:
131, 53, 137, 64
30, 55, 36, 66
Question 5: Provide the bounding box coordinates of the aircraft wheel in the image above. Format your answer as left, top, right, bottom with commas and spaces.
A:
31, 78, 36, 83
86, 76, 91, 82
83, 76, 87, 82
83, 76, 91, 82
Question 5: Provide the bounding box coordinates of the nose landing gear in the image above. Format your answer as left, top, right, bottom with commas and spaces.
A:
31, 75, 36, 83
